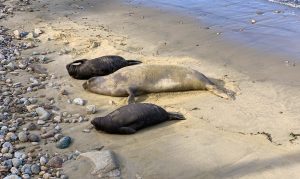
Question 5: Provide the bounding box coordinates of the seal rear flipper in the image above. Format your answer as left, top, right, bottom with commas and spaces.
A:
205, 84, 234, 100
118, 127, 136, 134
126, 60, 142, 66
168, 112, 186, 120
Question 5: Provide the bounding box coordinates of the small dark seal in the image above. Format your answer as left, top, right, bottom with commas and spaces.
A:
66, 55, 141, 79
91, 103, 185, 134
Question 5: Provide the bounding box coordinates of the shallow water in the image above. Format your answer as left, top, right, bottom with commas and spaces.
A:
128, 0, 300, 60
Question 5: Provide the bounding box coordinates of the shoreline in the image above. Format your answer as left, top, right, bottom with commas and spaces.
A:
1, 0, 300, 178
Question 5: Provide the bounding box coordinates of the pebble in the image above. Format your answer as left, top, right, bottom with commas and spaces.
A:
73, 98, 85, 106
54, 116, 62, 123
17, 131, 28, 142
3, 174, 22, 179
86, 105, 96, 114
40, 156, 48, 166
54, 133, 63, 141
37, 120, 46, 125
10, 167, 19, 174
47, 156, 63, 168
31, 164, 40, 174
35, 107, 51, 120
21, 164, 32, 174
12, 158, 22, 167
56, 136, 72, 149
26, 123, 37, 131
28, 133, 40, 142
43, 173, 51, 179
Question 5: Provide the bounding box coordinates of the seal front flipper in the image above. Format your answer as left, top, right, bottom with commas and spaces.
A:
126, 88, 136, 104
118, 127, 136, 134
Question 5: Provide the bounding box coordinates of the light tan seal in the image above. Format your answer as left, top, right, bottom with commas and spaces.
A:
82, 64, 233, 103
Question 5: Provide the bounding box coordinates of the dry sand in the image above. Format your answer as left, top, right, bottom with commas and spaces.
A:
3, 0, 300, 178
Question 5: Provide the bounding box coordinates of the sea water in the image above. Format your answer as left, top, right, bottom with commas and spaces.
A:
128, 0, 300, 60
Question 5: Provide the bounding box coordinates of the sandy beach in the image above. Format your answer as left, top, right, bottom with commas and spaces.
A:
1, 0, 300, 178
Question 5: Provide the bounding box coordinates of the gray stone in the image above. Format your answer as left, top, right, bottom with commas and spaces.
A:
86, 105, 96, 114
12, 158, 22, 167
56, 136, 72, 149
79, 150, 121, 178
4, 174, 22, 179
10, 167, 19, 174
40, 156, 48, 166
26, 123, 37, 131
35, 107, 50, 121
47, 156, 63, 168
21, 164, 32, 174
28, 133, 40, 142
17, 131, 28, 142
31, 164, 40, 174
73, 98, 85, 106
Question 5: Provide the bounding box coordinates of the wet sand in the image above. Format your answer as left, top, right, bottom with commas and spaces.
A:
3, 0, 300, 178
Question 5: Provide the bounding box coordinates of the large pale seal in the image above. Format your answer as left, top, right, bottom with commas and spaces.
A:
66, 55, 141, 80
83, 64, 233, 103
91, 103, 185, 134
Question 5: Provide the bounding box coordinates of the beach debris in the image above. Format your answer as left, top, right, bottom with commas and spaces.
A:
79, 150, 121, 178
73, 98, 85, 106
251, 19, 256, 24
56, 136, 72, 149
86, 105, 96, 114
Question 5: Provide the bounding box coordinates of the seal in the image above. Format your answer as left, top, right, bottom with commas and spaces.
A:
91, 103, 185, 134
66, 55, 141, 79
83, 64, 233, 103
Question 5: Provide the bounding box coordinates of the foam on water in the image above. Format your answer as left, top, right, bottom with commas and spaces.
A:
269, 0, 300, 8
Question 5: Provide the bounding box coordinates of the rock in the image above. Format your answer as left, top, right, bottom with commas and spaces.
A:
30, 164, 40, 174
12, 158, 22, 167
18, 131, 28, 142
22, 174, 30, 179
54, 116, 62, 123
37, 120, 46, 125
82, 129, 90, 133
10, 167, 19, 174
54, 133, 63, 141
34, 28, 43, 36
35, 107, 50, 120
43, 173, 51, 179
4, 174, 22, 179
14, 152, 25, 159
47, 156, 63, 168
79, 150, 121, 178
40, 156, 48, 166
21, 164, 32, 174
28, 133, 40, 142
2, 142, 13, 153
86, 105, 96, 114
60, 175, 68, 179
41, 129, 57, 139
13, 30, 20, 39
26, 123, 37, 131
56, 136, 72, 149
73, 98, 85, 106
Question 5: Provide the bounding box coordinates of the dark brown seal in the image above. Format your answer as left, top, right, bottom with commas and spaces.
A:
91, 103, 185, 134
83, 64, 233, 103
66, 55, 141, 80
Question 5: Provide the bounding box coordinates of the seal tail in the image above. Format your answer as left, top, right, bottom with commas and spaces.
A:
205, 84, 234, 100
126, 60, 142, 66
168, 112, 186, 120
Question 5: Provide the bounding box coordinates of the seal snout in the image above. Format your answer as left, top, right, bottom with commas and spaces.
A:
82, 81, 89, 90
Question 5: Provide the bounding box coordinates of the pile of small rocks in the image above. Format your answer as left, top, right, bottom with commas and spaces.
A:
0, 20, 94, 178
